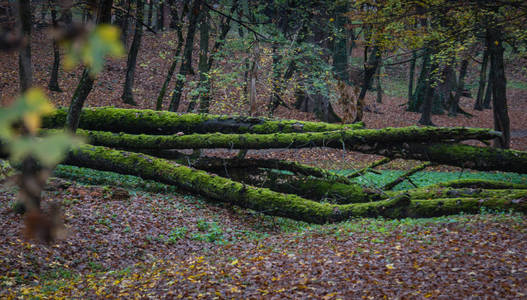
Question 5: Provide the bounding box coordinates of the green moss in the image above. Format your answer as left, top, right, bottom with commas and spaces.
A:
65, 144, 412, 223
42, 107, 364, 134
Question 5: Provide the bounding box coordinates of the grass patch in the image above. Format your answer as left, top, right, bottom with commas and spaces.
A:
336, 169, 527, 191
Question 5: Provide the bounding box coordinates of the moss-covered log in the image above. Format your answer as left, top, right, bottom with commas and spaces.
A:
60, 145, 527, 221
434, 179, 527, 189
47, 127, 527, 173
51, 126, 500, 151
43, 107, 364, 134
404, 197, 527, 218
64, 144, 410, 223
245, 176, 384, 204
387, 187, 527, 201
376, 143, 527, 174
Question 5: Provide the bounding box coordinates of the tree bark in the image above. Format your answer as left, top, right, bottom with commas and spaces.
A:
121, 0, 144, 106
18, 0, 32, 92
168, 0, 202, 112
487, 26, 510, 149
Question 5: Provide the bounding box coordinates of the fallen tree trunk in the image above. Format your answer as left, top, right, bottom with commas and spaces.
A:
64, 145, 410, 223
61, 127, 501, 151
46, 127, 527, 173
433, 179, 527, 189
375, 143, 527, 174
43, 107, 364, 134
60, 145, 527, 221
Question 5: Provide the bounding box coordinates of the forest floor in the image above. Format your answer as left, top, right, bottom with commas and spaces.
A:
1, 169, 527, 298
1, 30, 527, 298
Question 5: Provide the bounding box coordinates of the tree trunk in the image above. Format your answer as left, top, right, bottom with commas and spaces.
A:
156, 0, 164, 30
375, 59, 383, 104
48, 2, 61, 92
18, 0, 32, 92
474, 48, 489, 110
64, 144, 412, 223
60, 145, 527, 222
188, 9, 209, 113
354, 45, 381, 123
199, 0, 238, 113
68, 126, 501, 153
120, 0, 131, 47
147, 0, 154, 27
168, 0, 202, 112
487, 26, 510, 149
483, 75, 492, 109
44, 107, 364, 134
418, 63, 437, 125
408, 51, 430, 112
449, 59, 469, 116
121, 0, 144, 106
156, 5, 184, 110
169, 0, 179, 29
65, 0, 114, 132
408, 50, 417, 101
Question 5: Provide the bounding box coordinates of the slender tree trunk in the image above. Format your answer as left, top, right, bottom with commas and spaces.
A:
188, 10, 209, 112
121, 0, 144, 106
156, 0, 164, 30
48, 2, 62, 92
408, 50, 417, 101
147, 0, 154, 27
198, 0, 238, 113
66, 0, 113, 132
354, 45, 380, 123
332, 2, 349, 83
169, 0, 179, 29
449, 59, 469, 116
168, 0, 202, 112
487, 26, 510, 149
409, 51, 430, 112
376, 58, 383, 104
18, 0, 32, 92
418, 63, 438, 126
121, 0, 131, 47
483, 63, 493, 109
474, 48, 489, 110
156, 9, 184, 110
249, 46, 259, 116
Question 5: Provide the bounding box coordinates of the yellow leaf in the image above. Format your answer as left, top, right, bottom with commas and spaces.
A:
23, 112, 40, 134
329, 18, 335, 22
231, 259, 239, 266
385, 263, 395, 270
